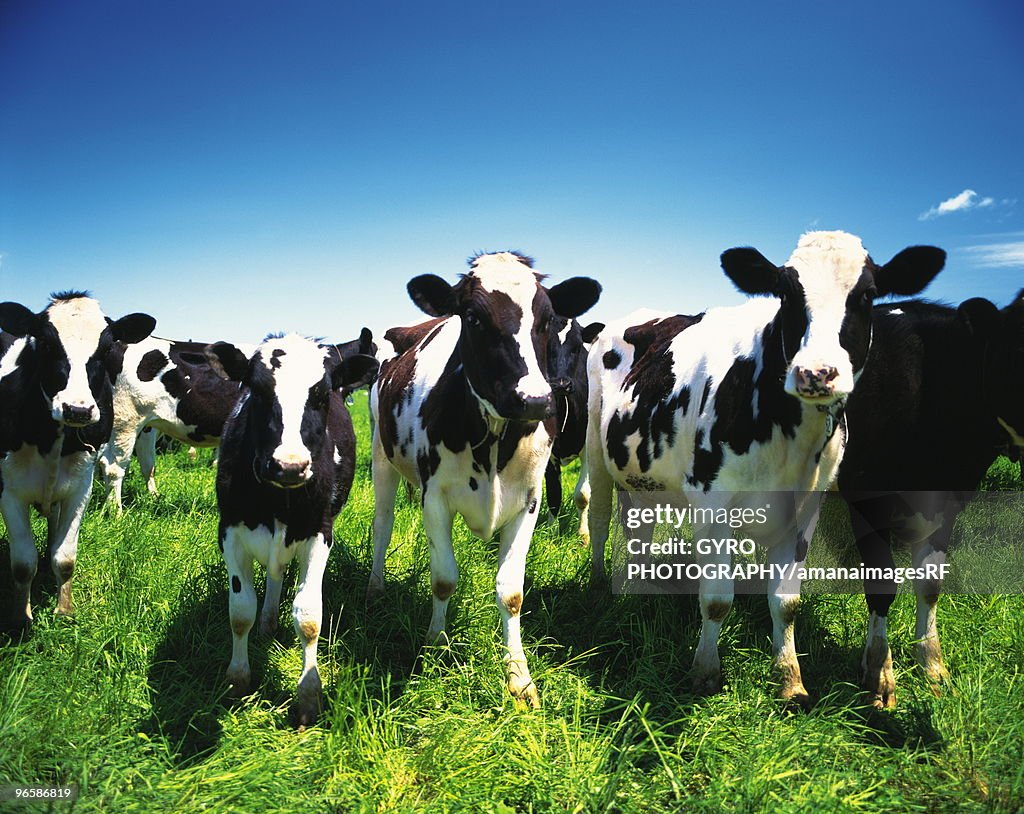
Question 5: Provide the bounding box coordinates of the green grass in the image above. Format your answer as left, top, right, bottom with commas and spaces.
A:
2, 392, 1023, 812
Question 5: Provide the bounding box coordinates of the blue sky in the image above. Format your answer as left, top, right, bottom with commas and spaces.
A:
2, 0, 1022, 344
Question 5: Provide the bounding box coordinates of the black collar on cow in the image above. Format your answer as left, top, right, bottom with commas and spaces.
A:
470, 414, 512, 451
817, 397, 846, 443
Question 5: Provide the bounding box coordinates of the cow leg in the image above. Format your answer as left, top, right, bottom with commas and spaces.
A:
586, 419, 614, 583
259, 571, 283, 638
573, 450, 591, 545
134, 429, 159, 496
496, 500, 542, 708
765, 527, 810, 707
692, 523, 733, 695
222, 529, 257, 697
544, 459, 562, 519
1, 495, 37, 630
291, 532, 330, 727
367, 441, 400, 600
48, 470, 94, 618
100, 420, 143, 514
422, 494, 457, 644
847, 495, 898, 708
911, 516, 952, 687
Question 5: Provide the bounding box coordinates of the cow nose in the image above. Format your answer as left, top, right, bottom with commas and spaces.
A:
517, 394, 555, 421
793, 366, 840, 398
549, 377, 573, 395
62, 404, 96, 426
267, 457, 311, 487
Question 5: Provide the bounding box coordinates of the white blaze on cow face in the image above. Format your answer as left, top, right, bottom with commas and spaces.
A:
472, 254, 552, 400
46, 297, 110, 425
467, 253, 554, 415
783, 231, 872, 402
261, 335, 331, 483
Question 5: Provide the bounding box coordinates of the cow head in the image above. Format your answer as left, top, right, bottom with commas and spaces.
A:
406, 251, 601, 421
207, 334, 378, 488
959, 290, 1024, 458
721, 231, 945, 404
0, 292, 155, 427
547, 317, 604, 396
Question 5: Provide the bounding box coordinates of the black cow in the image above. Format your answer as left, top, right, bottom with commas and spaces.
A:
206, 332, 378, 726
544, 316, 603, 541
837, 291, 1024, 708
0, 292, 155, 631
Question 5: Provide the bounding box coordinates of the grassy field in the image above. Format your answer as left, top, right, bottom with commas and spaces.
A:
2, 393, 1023, 813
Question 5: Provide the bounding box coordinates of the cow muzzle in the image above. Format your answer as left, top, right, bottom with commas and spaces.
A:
506, 393, 555, 422
790, 365, 842, 402
549, 377, 574, 396
265, 455, 313, 488
60, 403, 97, 427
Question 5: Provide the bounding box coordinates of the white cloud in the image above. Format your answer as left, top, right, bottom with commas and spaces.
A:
919, 188, 1004, 220
963, 240, 1024, 268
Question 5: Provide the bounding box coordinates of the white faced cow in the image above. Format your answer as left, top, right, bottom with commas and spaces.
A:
370, 251, 600, 707
207, 333, 378, 727
587, 232, 945, 704
98, 328, 375, 512
0, 292, 155, 632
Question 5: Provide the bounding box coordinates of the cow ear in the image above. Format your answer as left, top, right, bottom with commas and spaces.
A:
874, 246, 946, 297
358, 326, 375, 355
720, 248, 780, 295
108, 313, 156, 344
581, 322, 605, 344
548, 277, 602, 318
331, 353, 380, 392
205, 342, 250, 381
0, 302, 39, 337
408, 275, 455, 317
958, 297, 1001, 339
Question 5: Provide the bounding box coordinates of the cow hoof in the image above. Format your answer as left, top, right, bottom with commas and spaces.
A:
508, 676, 541, 709
691, 671, 723, 697
426, 629, 451, 648
916, 645, 951, 689
861, 675, 896, 709
778, 683, 812, 710
290, 695, 322, 729
226, 668, 251, 699
1, 616, 33, 640
365, 579, 385, 604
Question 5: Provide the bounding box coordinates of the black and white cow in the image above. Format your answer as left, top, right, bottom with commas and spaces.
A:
587, 232, 945, 702
99, 328, 376, 511
369, 251, 600, 707
837, 291, 1024, 708
0, 292, 155, 631
544, 316, 603, 542
206, 333, 378, 726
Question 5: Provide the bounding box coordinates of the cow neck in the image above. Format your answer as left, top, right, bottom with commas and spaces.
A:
451, 352, 539, 475
978, 336, 1019, 457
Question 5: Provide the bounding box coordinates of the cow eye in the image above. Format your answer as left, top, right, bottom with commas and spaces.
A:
860, 288, 877, 308
464, 311, 480, 329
